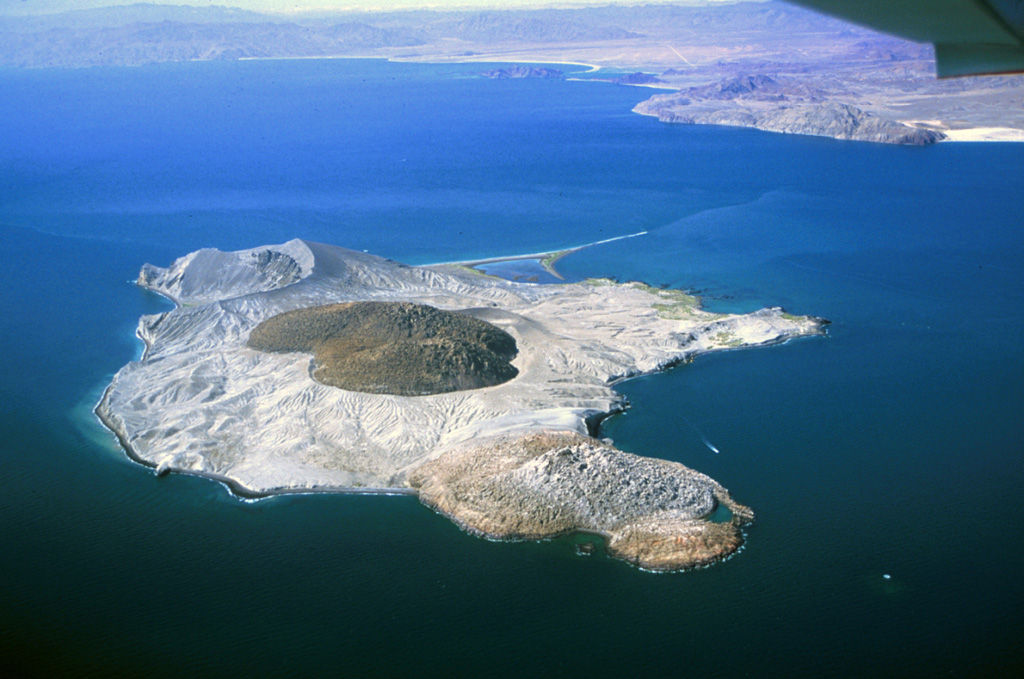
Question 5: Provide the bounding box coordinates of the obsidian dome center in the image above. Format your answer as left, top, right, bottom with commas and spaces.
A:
247, 301, 519, 396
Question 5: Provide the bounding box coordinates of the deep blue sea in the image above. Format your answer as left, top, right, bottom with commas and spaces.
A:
1, 59, 1022, 678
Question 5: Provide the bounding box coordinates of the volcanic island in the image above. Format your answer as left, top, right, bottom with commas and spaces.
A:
97, 239, 826, 571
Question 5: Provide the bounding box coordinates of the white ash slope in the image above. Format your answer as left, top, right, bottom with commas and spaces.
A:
98, 239, 825, 570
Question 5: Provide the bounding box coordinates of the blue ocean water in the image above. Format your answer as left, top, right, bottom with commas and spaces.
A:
1, 59, 1022, 677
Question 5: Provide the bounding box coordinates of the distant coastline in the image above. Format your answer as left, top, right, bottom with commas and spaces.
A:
4, 2, 1022, 145
227, 56, 1024, 143
235, 53, 603, 74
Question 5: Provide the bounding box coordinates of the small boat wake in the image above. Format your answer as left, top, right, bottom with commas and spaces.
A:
683, 416, 720, 454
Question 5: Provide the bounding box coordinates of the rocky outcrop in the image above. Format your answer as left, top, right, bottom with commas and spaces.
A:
410, 431, 754, 571
634, 74, 947, 145
481, 66, 563, 79
612, 71, 666, 85
756, 102, 946, 144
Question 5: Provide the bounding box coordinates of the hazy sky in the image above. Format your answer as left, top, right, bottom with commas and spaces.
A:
1, 0, 759, 17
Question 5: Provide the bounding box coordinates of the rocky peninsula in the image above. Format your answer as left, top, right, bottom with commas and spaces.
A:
97, 239, 826, 571
634, 75, 947, 145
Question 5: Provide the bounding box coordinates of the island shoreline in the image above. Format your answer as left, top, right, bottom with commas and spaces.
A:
93, 323, 821, 501
95, 239, 826, 571
95, 243, 827, 503
93, 386, 418, 500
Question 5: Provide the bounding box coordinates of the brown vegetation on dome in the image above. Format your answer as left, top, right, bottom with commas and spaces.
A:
247, 301, 518, 396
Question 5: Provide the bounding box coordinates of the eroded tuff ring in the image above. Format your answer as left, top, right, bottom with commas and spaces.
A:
409, 431, 756, 571
246, 301, 519, 396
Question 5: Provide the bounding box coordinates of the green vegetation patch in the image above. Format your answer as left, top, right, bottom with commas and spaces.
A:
647, 286, 719, 320
711, 330, 744, 347
647, 285, 699, 307
653, 301, 701, 319
540, 251, 565, 268
583, 278, 723, 321
447, 263, 495, 278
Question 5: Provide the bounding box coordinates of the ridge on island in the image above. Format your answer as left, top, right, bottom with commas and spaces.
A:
97, 239, 827, 572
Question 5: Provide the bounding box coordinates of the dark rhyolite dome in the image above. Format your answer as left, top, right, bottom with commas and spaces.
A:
247, 301, 518, 396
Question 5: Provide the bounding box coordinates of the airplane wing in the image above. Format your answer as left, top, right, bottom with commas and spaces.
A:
784, 0, 1024, 76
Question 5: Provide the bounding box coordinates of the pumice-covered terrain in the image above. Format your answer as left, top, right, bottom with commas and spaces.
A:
98, 239, 826, 570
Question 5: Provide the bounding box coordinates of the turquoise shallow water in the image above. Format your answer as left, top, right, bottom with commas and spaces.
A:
1, 59, 1023, 677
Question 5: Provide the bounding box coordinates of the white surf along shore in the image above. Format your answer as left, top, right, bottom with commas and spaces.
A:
96, 239, 826, 570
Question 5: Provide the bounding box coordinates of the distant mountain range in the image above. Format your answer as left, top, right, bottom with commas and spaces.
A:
0, 3, 272, 32
0, 2, 858, 68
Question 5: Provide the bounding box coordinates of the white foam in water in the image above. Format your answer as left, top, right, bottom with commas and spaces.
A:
682, 415, 720, 453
